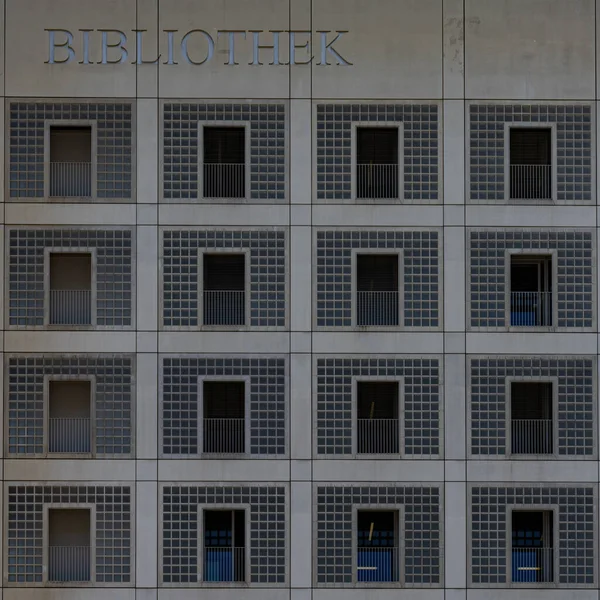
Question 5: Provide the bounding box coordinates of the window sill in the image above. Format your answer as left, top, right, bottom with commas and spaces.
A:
353, 453, 403, 459
506, 454, 559, 460
7, 197, 134, 204
200, 453, 248, 459
196, 581, 250, 587
199, 325, 250, 331
45, 324, 96, 330
354, 196, 404, 203
505, 582, 559, 589
46, 453, 94, 459
43, 581, 94, 587
505, 197, 555, 204
201, 196, 249, 202
350, 581, 405, 588
507, 326, 556, 333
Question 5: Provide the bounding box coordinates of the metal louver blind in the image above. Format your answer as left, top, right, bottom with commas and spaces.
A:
203, 254, 245, 291
204, 127, 245, 164
510, 128, 551, 165
357, 255, 398, 291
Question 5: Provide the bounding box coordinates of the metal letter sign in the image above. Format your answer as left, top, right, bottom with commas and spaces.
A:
45, 29, 352, 66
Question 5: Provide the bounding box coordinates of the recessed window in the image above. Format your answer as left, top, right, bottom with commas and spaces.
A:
202, 254, 245, 326
49, 126, 92, 198
356, 254, 399, 326
49, 253, 92, 326
509, 128, 552, 201
203, 381, 245, 454
48, 508, 91, 583
203, 509, 245, 583
357, 381, 400, 454
203, 127, 245, 198
510, 255, 552, 327
356, 127, 399, 199
510, 382, 553, 455
356, 510, 400, 582
48, 380, 92, 455
512, 510, 553, 583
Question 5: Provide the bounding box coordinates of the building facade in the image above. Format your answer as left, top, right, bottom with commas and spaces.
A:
0, 1, 599, 600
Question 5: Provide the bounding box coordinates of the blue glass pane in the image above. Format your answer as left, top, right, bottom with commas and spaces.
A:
205, 549, 233, 582
512, 549, 538, 583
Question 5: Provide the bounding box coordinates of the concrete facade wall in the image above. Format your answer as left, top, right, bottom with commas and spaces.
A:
1, 0, 600, 599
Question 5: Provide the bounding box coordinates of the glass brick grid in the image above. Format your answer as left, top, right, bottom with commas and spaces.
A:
315, 485, 442, 585
7, 484, 132, 584
315, 357, 441, 456
163, 102, 286, 200
469, 357, 595, 457
162, 229, 286, 327
8, 228, 133, 327
469, 229, 594, 328
315, 104, 439, 202
8, 102, 133, 199
162, 485, 286, 584
469, 104, 593, 203
316, 230, 440, 328
6, 355, 133, 456
470, 485, 595, 586
161, 356, 286, 456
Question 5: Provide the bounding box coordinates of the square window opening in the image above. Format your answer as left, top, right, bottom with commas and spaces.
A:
49, 253, 92, 326
203, 509, 245, 582
357, 381, 399, 454
356, 254, 399, 326
49, 126, 92, 198
356, 127, 399, 199
510, 382, 553, 455
510, 255, 552, 327
509, 128, 552, 201
356, 510, 400, 582
203, 126, 246, 198
202, 254, 246, 326
48, 508, 91, 583
48, 380, 92, 455
512, 510, 554, 583
203, 381, 245, 454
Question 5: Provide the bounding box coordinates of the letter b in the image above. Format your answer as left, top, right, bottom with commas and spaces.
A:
46, 29, 76, 64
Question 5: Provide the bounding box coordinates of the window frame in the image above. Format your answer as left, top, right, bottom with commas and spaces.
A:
43, 374, 96, 458
351, 376, 404, 458
197, 505, 251, 586
351, 122, 404, 202
44, 247, 98, 328
506, 505, 558, 588
352, 505, 405, 586
44, 120, 98, 200
198, 121, 251, 201
505, 248, 558, 331
42, 503, 97, 585
197, 248, 251, 330
198, 375, 251, 457
503, 122, 557, 203
352, 249, 404, 329
505, 376, 559, 460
